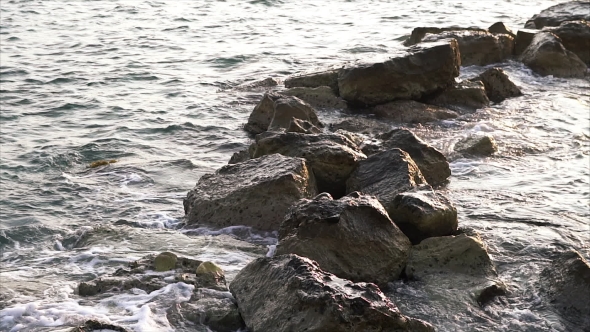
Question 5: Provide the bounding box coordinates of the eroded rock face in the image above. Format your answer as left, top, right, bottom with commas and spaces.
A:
280, 86, 347, 109
229, 254, 435, 332
404, 26, 487, 46
454, 134, 498, 156
544, 20, 590, 64
514, 29, 538, 56
425, 80, 490, 113
488, 22, 515, 37
329, 117, 394, 136
250, 132, 366, 196
526, 1, 590, 29
228, 149, 249, 164
372, 100, 458, 123
520, 32, 587, 78
346, 149, 427, 214
70, 320, 130, 332
277, 192, 412, 284
286, 117, 322, 134
184, 154, 317, 231
244, 93, 322, 134
472, 68, 522, 103
338, 40, 460, 106
379, 129, 451, 186
284, 69, 341, 94
390, 191, 458, 244
244, 92, 283, 134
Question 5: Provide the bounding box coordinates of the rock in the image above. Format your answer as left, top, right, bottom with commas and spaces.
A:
244, 92, 283, 134
520, 32, 587, 78
379, 129, 451, 186
228, 149, 249, 164
154, 251, 178, 272
332, 129, 364, 147
454, 134, 498, 156
421, 30, 514, 66
229, 254, 435, 332
544, 20, 590, 64
250, 132, 366, 197
471, 67, 522, 103
280, 86, 347, 109
425, 80, 489, 114
372, 100, 458, 123
70, 320, 131, 332
284, 69, 341, 94
488, 22, 515, 37
346, 149, 427, 214
338, 40, 460, 106
539, 250, 590, 327
196, 261, 226, 290
329, 117, 394, 135
526, 1, 590, 29
276, 192, 412, 284
286, 117, 322, 134
476, 281, 507, 307
233, 77, 280, 91
268, 95, 323, 132
184, 154, 317, 231
514, 28, 538, 56
404, 26, 487, 46
389, 191, 458, 244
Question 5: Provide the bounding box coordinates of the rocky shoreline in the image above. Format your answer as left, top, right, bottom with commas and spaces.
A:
72, 2, 590, 331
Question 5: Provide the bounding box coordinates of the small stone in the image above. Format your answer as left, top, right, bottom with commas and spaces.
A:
455, 134, 498, 156
154, 252, 178, 272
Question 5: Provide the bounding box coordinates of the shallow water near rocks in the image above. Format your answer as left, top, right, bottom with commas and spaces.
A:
1, 0, 588, 331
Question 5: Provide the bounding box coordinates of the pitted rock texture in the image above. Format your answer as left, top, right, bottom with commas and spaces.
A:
472, 68, 522, 103
454, 134, 498, 156
425, 80, 490, 113
520, 32, 587, 78
286, 117, 322, 134
372, 100, 458, 123
280, 85, 347, 109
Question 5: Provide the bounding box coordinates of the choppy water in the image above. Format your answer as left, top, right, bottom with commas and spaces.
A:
1, 0, 588, 331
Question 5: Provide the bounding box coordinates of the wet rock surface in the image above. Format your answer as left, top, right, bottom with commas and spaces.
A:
277, 192, 411, 284
70, 320, 131, 332
514, 28, 538, 56
329, 117, 394, 136
184, 154, 317, 231
284, 69, 341, 94
404, 26, 488, 46
526, 1, 590, 29
543, 20, 590, 65
454, 134, 498, 156
280, 85, 347, 109
372, 100, 458, 123
488, 22, 515, 37
229, 254, 435, 332
268, 95, 323, 131
286, 117, 322, 134
520, 31, 587, 78
472, 67, 522, 103
425, 80, 490, 113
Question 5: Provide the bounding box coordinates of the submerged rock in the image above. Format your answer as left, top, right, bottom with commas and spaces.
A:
184, 154, 317, 231
280, 85, 347, 109
425, 80, 490, 113
454, 134, 498, 156
338, 40, 460, 106
372, 100, 458, 123
520, 32, 587, 78
284, 69, 341, 94
472, 67, 522, 103
525, 1, 590, 29
229, 254, 435, 332
543, 20, 590, 65
277, 192, 412, 284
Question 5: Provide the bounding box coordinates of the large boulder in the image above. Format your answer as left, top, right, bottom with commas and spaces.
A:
371, 100, 458, 123
338, 40, 460, 106
525, 1, 590, 29
471, 68, 522, 103
250, 132, 366, 197
276, 192, 412, 285
454, 134, 498, 156
378, 129, 451, 186
244, 93, 322, 134
425, 80, 490, 113
346, 149, 427, 214
183, 154, 317, 231
389, 191, 458, 244
421, 30, 514, 66
284, 69, 341, 94
404, 26, 487, 46
543, 20, 590, 64
280, 86, 347, 109
520, 32, 587, 78
514, 29, 538, 56
244, 92, 282, 134
229, 254, 435, 332
488, 22, 515, 37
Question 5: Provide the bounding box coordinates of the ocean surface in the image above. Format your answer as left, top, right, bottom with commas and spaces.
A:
0, 0, 588, 331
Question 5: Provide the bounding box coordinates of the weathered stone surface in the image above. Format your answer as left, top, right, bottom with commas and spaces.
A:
277, 192, 412, 284
244, 92, 282, 134
389, 191, 458, 244
284, 69, 341, 94
184, 154, 317, 231
472, 67, 522, 103
329, 117, 394, 136
196, 261, 227, 290
526, 1, 590, 29
346, 149, 427, 214
228, 149, 249, 164
488, 22, 515, 37
229, 254, 435, 332
338, 40, 460, 106
404, 26, 487, 46
154, 251, 178, 271
454, 134, 498, 156
286, 117, 322, 134
514, 28, 538, 56
250, 132, 365, 196
425, 80, 489, 113
379, 129, 451, 186
520, 32, 587, 78
544, 20, 590, 64
421, 31, 514, 66
70, 320, 130, 332
268, 95, 323, 132
280, 86, 347, 109
233, 77, 280, 91
539, 250, 590, 328
372, 100, 458, 123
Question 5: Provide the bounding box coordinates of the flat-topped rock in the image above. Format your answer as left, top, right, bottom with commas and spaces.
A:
284, 69, 341, 94
280, 85, 347, 109
514, 28, 539, 55
526, 1, 590, 29
372, 100, 458, 123
425, 80, 489, 113
454, 134, 498, 156
404, 26, 487, 46
520, 32, 587, 78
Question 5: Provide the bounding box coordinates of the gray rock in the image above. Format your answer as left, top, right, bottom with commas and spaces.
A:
284, 69, 341, 94
520, 32, 587, 78
276, 192, 412, 285
228, 149, 250, 164
454, 134, 498, 156
280, 85, 347, 109
543, 20, 590, 64
229, 254, 435, 332
425, 80, 490, 114
346, 149, 427, 214
488, 22, 515, 37
268, 95, 323, 132
250, 132, 366, 197
379, 129, 451, 186
404, 26, 488, 46
514, 28, 538, 56
286, 117, 322, 134
372, 100, 458, 123
389, 190, 458, 244
184, 154, 317, 231
472, 68, 522, 103
421, 30, 514, 66
338, 40, 460, 106
526, 1, 590, 29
